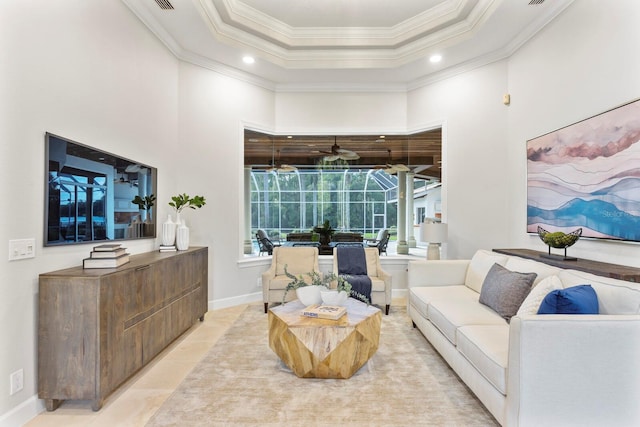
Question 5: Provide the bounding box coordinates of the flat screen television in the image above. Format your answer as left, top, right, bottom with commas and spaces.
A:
527, 98, 640, 242
45, 132, 157, 246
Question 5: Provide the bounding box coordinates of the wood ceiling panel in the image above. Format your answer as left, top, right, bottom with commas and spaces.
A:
244, 128, 442, 180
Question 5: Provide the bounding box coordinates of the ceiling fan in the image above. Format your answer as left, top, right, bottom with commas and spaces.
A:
378, 150, 410, 174
266, 148, 297, 173
318, 137, 360, 161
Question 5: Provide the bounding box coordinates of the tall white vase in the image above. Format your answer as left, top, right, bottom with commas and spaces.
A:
161, 214, 177, 246
175, 219, 190, 250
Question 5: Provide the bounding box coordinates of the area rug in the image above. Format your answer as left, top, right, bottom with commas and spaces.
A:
146, 304, 499, 426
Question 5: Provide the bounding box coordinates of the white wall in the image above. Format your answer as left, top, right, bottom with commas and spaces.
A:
275, 91, 407, 134
408, 61, 511, 258
506, 0, 640, 266
177, 62, 275, 303
0, 1, 180, 424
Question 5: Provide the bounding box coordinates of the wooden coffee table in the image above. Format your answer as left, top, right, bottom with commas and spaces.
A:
268, 298, 381, 379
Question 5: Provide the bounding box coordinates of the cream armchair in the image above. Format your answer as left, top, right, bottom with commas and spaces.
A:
332, 247, 392, 314
262, 246, 321, 313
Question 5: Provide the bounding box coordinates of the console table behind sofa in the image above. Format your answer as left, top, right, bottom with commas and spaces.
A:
493, 248, 640, 282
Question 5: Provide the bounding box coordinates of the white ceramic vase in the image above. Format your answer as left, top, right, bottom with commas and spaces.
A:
296, 286, 323, 306
175, 219, 189, 250
320, 290, 349, 306
161, 214, 177, 246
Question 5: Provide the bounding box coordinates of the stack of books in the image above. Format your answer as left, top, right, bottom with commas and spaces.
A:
159, 244, 176, 252
83, 244, 130, 269
301, 304, 347, 320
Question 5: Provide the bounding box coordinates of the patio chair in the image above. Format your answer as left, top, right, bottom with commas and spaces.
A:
256, 229, 279, 256
366, 229, 390, 255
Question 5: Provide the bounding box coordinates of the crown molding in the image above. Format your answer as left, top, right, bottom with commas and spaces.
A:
123, 0, 276, 91
198, 0, 500, 69
210, 0, 481, 48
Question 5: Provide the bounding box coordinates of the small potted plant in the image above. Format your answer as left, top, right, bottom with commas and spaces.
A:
167, 193, 206, 250
282, 267, 328, 305
169, 193, 206, 215
282, 266, 369, 306
312, 219, 335, 245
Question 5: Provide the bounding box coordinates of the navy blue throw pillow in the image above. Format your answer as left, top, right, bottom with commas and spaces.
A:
537, 284, 599, 314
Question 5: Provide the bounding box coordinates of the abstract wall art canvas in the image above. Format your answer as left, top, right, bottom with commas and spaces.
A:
527, 99, 640, 242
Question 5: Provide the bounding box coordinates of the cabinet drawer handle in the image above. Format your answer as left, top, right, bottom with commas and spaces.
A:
135, 265, 151, 271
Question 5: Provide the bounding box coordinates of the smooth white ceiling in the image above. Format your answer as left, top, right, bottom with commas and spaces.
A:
123, 0, 574, 90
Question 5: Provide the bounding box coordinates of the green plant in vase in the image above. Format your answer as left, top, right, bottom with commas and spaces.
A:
282, 266, 328, 303
312, 219, 335, 245
282, 266, 369, 305
169, 193, 206, 214
168, 193, 206, 250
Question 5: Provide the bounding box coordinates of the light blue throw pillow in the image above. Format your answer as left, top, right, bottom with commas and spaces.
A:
537, 284, 599, 314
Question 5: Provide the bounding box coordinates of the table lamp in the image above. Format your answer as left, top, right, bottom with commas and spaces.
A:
420, 222, 448, 260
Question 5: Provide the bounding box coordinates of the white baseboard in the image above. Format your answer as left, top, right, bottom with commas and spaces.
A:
209, 292, 262, 310
0, 394, 45, 427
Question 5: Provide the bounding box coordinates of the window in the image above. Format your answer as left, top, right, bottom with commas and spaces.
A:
250, 169, 396, 240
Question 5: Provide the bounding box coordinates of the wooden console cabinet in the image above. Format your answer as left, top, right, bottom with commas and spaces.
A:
38, 247, 208, 411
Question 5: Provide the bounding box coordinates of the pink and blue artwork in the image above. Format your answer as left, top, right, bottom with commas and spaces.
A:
527, 99, 640, 241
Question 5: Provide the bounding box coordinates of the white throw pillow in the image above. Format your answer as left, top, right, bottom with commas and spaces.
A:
517, 275, 563, 316
559, 270, 640, 314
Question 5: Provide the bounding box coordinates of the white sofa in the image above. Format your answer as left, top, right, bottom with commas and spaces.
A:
408, 250, 640, 427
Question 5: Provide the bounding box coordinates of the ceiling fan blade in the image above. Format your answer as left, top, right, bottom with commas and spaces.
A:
394, 163, 410, 172
323, 154, 340, 162
278, 164, 297, 172
337, 150, 360, 160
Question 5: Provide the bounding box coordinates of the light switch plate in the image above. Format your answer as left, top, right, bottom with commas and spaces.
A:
8, 238, 35, 261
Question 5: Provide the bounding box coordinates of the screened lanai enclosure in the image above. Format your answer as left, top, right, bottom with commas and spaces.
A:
250, 169, 399, 240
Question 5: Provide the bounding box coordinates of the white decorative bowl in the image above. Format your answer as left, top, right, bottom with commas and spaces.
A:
321, 290, 349, 306
296, 286, 322, 306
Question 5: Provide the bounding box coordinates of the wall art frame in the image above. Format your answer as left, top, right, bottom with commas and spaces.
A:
527, 98, 640, 242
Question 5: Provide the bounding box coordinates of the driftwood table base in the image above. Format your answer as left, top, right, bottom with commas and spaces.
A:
268, 299, 381, 379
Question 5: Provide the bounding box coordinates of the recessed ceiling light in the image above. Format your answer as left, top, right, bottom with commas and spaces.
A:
287, 136, 293, 139
430, 54, 442, 63
379, 135, 385, 139
243, 56, 255, 64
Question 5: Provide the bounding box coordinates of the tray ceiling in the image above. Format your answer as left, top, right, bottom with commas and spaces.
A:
123, 0, 574, 88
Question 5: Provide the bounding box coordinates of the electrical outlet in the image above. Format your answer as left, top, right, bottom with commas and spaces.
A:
10, 369, 23, 395
8, 238, 36, 261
